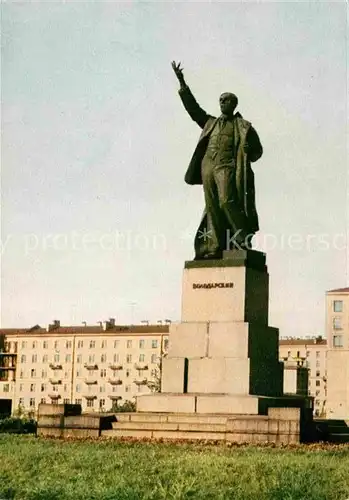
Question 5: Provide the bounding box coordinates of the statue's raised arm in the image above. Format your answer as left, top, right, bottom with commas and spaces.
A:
171, 61, 211, 129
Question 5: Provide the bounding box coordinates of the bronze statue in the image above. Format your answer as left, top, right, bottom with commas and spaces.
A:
172, 61, 263, 260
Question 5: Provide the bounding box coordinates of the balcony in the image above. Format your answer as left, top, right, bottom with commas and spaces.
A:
49, 363, 63, 370
83, 395, 97, 400
109, 364, 123, 370
108, 378, 122, 386
85, 379, 98, 385
49, 378, 62, 385
133, 378, 148, 386
108, 395, 122, 401
0, 353, 17, 370
48, 393, 61, 400
84, 363, 98, 370
134, 363, 148, 371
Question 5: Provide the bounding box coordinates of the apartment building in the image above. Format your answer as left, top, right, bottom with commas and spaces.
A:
279, 337, 327, 416
326, 287, 349, 419
0, 320, 169, 414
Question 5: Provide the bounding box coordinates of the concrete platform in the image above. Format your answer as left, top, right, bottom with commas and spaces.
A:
102, 408, 301, 444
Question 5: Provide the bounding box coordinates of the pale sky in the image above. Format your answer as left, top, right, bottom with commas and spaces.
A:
1, 1, 348, 337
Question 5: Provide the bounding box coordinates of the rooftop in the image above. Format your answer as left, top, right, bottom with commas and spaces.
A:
0, 322, 170, 337
279, 337, 327, 346
327, 287, 349, 294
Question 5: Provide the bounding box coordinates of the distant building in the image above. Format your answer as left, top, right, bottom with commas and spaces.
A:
0, 320, 169, 414
279, 337, 327, 416
326, 287, 349, 419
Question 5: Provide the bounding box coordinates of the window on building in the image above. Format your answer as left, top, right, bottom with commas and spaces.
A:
316, 370, 320, 377
32, 354, 37, 363
20, 370, 24, 378
76, 370, 81, 377
151, 354, 157, 364
65, 354, 71, 363
41, 370, 47, 378
77, 354, 82, 364
21, 355, 26, 363
21, 341, 27, 349
100, 369, 107, 378
315, 399, 320, 407
112, 386, 119, 393
19, 384, 24, 392
333, 317, 342, 330
113, 353, 119, 363
316, 361, 320, 368
125, 385, 131, 393
29, 398, 35, 408
77, 340, 83, 348
101, 354, 107, 363
126, 354, 132, 364
42, 354, 48, 363
63, 398, 70, 404
30, 384, 35, 392
63, 384, 68, 392
31, 369, 36, 378
101, 340, 107, 349
114, 340, 120, 348
66, 341, 72, 349
54, 341, 59, 349
316, 380, 320, 387
127, 340, 132, 349
54, 354, 60, 363
32, 341, 37, 349
76, 384, 81, 393
19, 397, 24, 407
152, 340, 158, 349
315, 390, 320, 396
88, 354, 95, 363
306, 351, 310, 357
40, 398, 46, 404
41, 384, 46, 392
43, 341, 48, 349
139, 354, 145, 363
139, 339, 145, 349
333, 335, 344, 348
287, 351, 291, 358
99, 399, 105, 408
87, 399, 94, 408
89, 340, 96, 349
75, 398, 82, 405
164, 339, 169, 351
151, 368, 157, 377
3, 384, 9, 392
100, 385, 105, 393
52, 385, 58, 393
333, 300, 343, 312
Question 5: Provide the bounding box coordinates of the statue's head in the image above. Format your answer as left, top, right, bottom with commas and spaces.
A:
219, 93, 238, 116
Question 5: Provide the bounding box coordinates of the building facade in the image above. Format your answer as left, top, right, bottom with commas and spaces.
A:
279, 337, 327, 416
0, 320, 169, 414
326, 287, 349, 419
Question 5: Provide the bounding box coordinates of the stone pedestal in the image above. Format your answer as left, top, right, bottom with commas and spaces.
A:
132, 250, 313, 442
140, 250, 284, 412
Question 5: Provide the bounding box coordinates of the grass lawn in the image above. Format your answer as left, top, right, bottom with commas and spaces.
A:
0, 435, 349, 500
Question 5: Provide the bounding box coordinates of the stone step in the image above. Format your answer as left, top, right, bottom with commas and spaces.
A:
114, 412, 266, 425
102, 428, 297, 444
103, 428, 227, 441
112, 421, 227, 432
328, 433, 349, 443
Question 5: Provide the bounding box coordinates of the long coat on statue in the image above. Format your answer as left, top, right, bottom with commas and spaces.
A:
178, 85, 263, 257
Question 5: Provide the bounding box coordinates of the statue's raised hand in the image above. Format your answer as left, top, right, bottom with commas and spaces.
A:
171, 61, 185, 84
